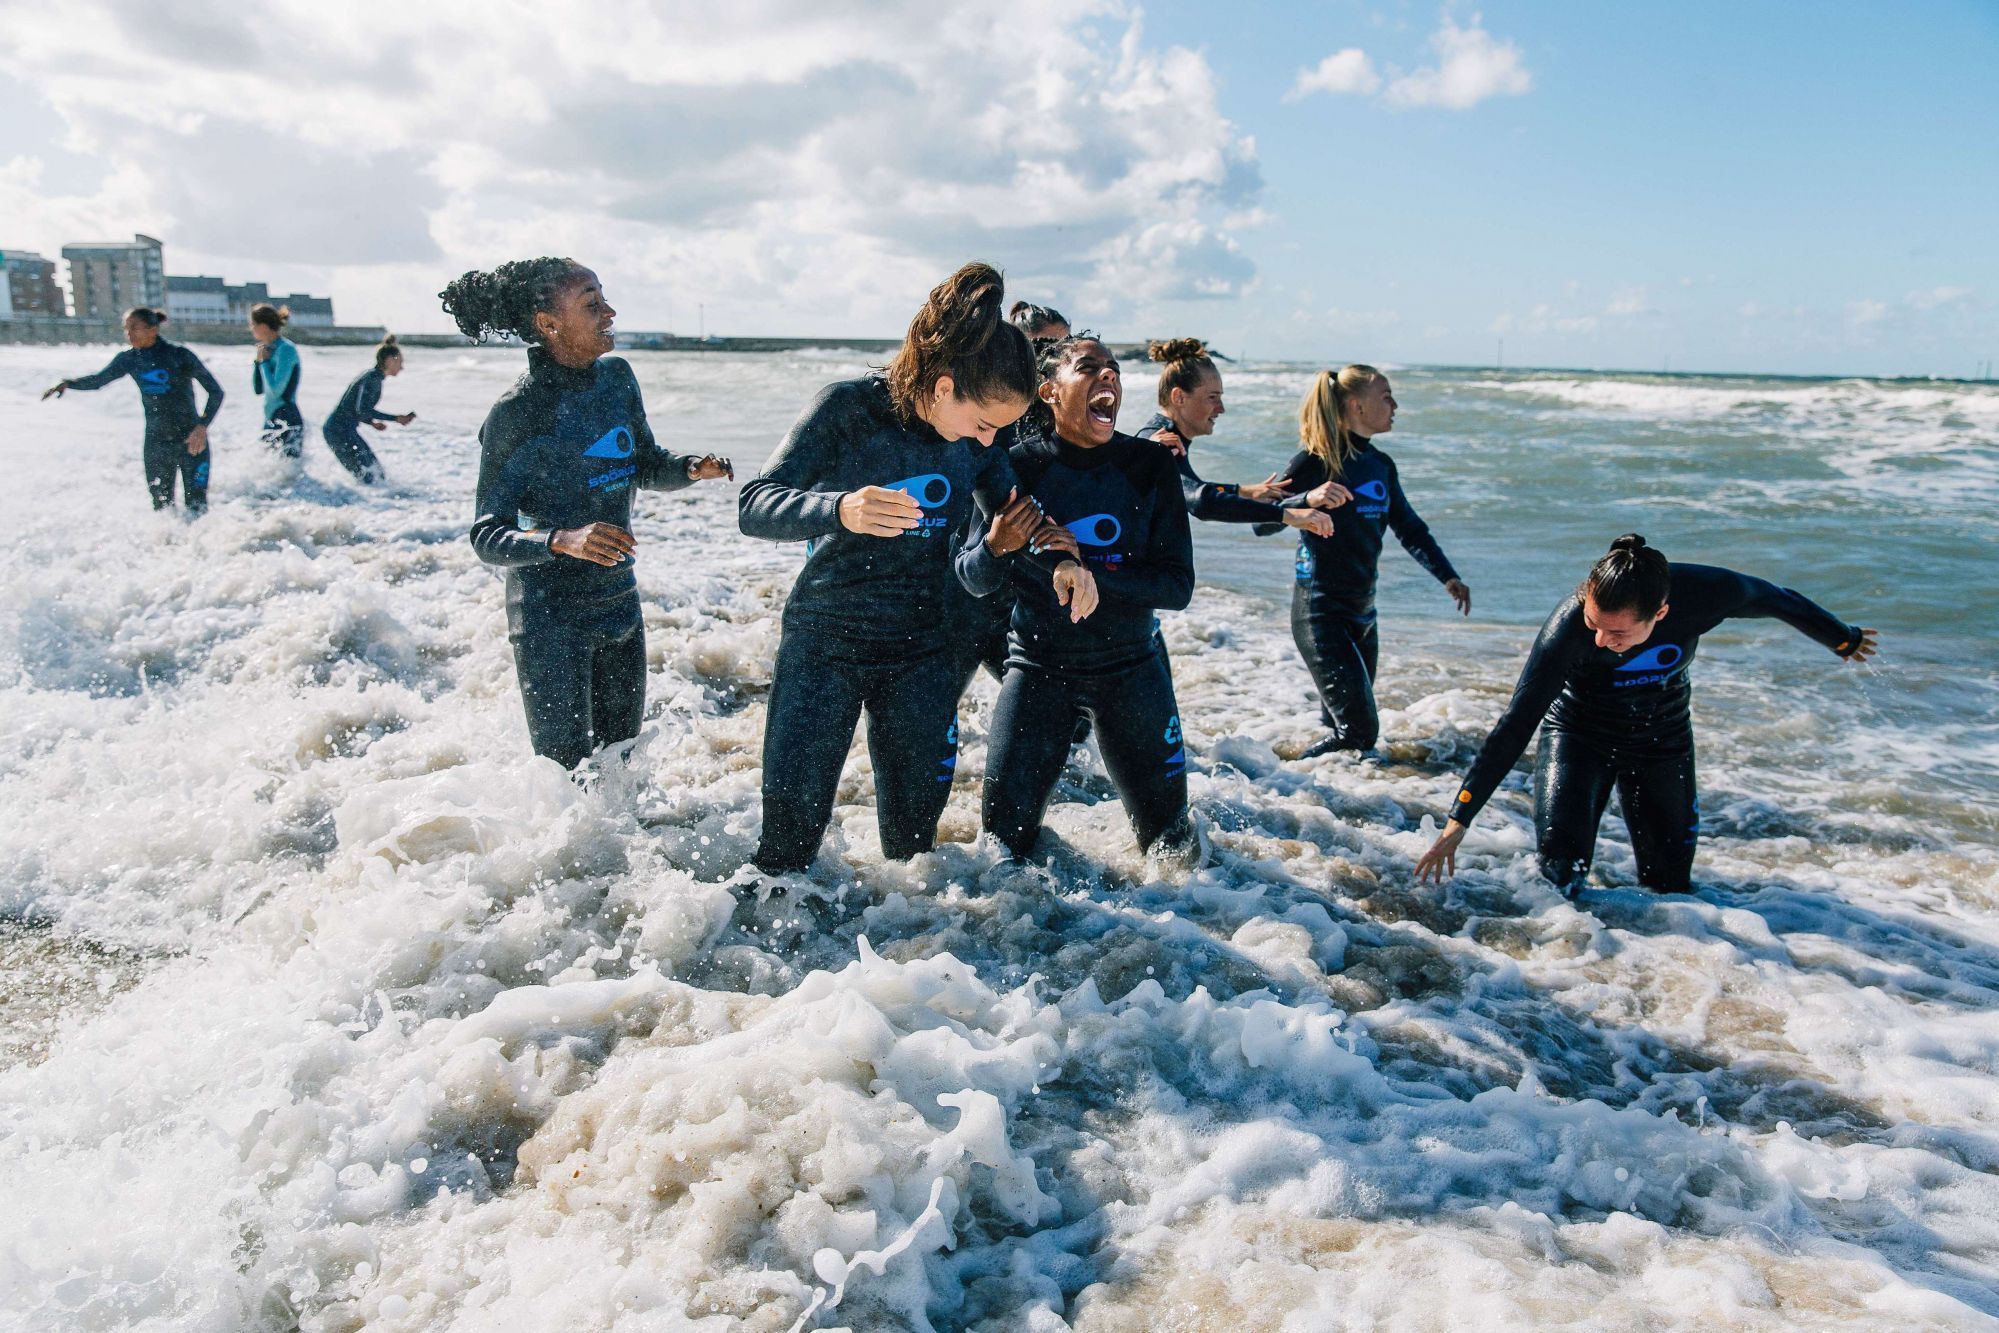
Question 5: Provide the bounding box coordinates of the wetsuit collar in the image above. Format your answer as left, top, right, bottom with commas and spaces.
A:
1052, 432, 1121, 469
527, 344, 600, 389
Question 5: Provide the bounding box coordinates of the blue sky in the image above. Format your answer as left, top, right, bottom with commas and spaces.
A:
2, 1, 1992, 375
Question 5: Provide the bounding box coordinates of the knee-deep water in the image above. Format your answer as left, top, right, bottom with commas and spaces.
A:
1, 344, 1994, 1330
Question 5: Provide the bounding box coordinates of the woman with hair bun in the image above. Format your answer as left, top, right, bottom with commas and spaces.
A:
1278, 364, 1469, 757
1135, 337, 1336, 539
249, 302, 304, 457
322, 334, 415, 484
444, 257, 733, 770
41, 306, 225, 514
1008, 301, 1070, 343
740, 261, 1074, 874
1415, 535, 1877, 894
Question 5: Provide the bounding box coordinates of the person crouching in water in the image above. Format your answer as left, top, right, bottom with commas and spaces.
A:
322, 334, 415, 484
444, 257, 732, 769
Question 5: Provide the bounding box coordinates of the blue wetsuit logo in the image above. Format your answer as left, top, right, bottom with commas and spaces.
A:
937, 720, 960, 782
888, 472, 952, 539
1353, 478, 1390, 518
583, 425, 635, 459
1066, 514, 1122, 547
1613, 643, 1685, 688
137, 368, 172, 395
1163, 715, 1186, 777
1295, 544, 1314, 583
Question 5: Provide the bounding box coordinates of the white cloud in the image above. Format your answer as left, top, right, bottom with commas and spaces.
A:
1383, 16, 1532, 111
1906, 285, 1970, 310
0, 0, 1263, 332
1846, 299, 1889, 327
1287, 49, 1380, 101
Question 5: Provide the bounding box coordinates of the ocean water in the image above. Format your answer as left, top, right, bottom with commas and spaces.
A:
0, 342, 1994, 1331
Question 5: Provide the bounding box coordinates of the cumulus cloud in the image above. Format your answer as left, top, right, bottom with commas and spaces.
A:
1287, 49, 1380, 101
0, 0, 1263, 332
1383, 16, 1532, 110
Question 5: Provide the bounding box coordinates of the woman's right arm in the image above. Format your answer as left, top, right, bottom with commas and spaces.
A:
738, 382, 858, 541
46, 352, 131, 396
468, 406, 558, 568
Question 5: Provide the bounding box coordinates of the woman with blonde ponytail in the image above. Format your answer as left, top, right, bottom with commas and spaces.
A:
1277, 364, 1469, 757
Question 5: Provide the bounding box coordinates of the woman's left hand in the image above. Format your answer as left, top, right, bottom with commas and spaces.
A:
1843, 628, 1879, 663
1152, 430, 1187, 457
186, 424, 208, 455
1445, 579, 1471, 615
686, 454, 734, 481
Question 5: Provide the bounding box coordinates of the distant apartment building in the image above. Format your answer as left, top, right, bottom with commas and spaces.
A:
219, 280, 336, 328
166, 274, 230, 323
0, 250, 67, 319
62, 233, 166, 319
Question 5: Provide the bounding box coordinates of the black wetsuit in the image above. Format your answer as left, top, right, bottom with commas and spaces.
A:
961, 429, 1196, 858
62, 341, 224, 512
252, 338, 304, 457
324, 367, 396, 483
1263, 439, 1458, 751
1134, 412, 1292, 526
945, 415, 1053, 698
471, 349, 697, 769
1449, 563, 1863, 892
739, 375, 1020, 873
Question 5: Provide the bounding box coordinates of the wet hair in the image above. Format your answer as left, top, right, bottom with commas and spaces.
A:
1298, 363, 1386, 479
124, 306, 167, 328
1025, 331, 1108, 436
374, 333, 402, 369
1009, 300, 1069, 340
1582, 534, 1672, 618
249, 302, 290, 331
1149, 337, 1217, 410
884, 262, 1036, 424
438, 257, 587, 344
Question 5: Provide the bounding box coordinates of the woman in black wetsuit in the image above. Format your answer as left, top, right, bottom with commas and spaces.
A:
1415, 535, 1877, 894
1278, 364, 1470, 757
322, 334, 415, 484
961, 334, 1199, 861
42, 307, 224, 514
1133, 338, 1335, 540
739, 263, 1073, 874
445, 257, 732, 770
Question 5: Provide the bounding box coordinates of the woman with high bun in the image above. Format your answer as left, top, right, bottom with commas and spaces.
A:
739, 261, 1074, 874
41, 306, 224, 514
1277, 364, 1469, 757
1415, 535, 1876, 894
249, 302, 304, 458
321, 334, 415, 484
1135, 337, 1336, 539
443, 258, 732, 770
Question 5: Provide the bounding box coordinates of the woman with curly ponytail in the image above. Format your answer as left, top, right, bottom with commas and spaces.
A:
448, 259, 733, 770
738, 261, 1073, 875
1280, 364, 1469, 758
1416, 534, 1877, 894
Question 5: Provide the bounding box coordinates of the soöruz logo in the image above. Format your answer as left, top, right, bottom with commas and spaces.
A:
137, 368, 172, 394
1612, 643, 1685, 687
1066, 513, 1122, 547
889, 472, 952, 508
1354, 480, 1390, 502
583, 425, 635, 459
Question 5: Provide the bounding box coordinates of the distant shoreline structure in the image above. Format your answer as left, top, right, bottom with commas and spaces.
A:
1, 318, 1987, 385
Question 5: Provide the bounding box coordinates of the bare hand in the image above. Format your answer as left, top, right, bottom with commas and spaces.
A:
1445, 579, 1472, 616
1052, 560, 1099, 622
686, 454, 734, 482
254, 343, 272, 363
839, 485, 924, 537
397, 412, 417, 425
41, 382, 67, 401
368, 420, 388, 431
1025, 510, 1082, 561
1282, 507, 1334, 538
1414, 820, 1469, 885
1152, 430, 1187, 457
186, 424, 208, 456
550, 522, 636, 567
1843, 628, 1879, 663
1307, 480, 1353, 510
984, 489, 1042, 557
1238, 473, 1293, 504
